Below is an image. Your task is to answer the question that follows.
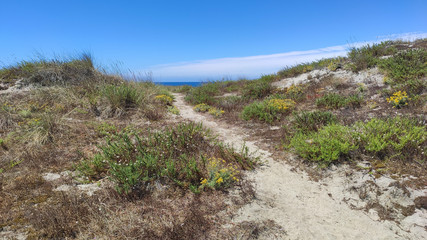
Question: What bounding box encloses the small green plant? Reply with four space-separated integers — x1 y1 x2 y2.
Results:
0 138 5 149
242 75 274 99
75 154 108 181
208 107 224 117
199 157 239 190
282 84 306 102
185 82 219 105
347 41 397 72
315 93 347 109
18 110 32 118
292 111 336 133
290 124 357 165
155 94 173 105
167 105 180 115
101 83 143 110
345 94 364 109
193 103 211 112
217 96 244 111
241 98 295 123
316 93 363 109
94 122 118 137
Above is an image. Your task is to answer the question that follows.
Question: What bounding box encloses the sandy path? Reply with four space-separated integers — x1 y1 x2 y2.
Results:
172 93 420 240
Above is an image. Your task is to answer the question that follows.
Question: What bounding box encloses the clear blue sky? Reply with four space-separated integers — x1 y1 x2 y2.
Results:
1 0 426 81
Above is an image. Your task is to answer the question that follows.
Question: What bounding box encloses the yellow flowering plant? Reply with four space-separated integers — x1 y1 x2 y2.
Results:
155 94 173 105
199 157 239 190
386 91 410 108
267 98 295 112
167 105 180 115
208 107 224 117
193 103 211 112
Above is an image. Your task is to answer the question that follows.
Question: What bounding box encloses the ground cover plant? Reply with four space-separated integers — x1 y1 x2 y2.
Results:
289 117 426 166
77 122 254 194
315 93 364 109
379 48 427 94
292 110 337 133
241 98 295 123
277 56 346 78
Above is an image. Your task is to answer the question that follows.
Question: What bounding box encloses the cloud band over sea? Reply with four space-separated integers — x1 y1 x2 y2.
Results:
145 32 427 82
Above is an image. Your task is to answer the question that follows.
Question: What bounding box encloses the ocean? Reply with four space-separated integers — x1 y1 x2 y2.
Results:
154 82 203 87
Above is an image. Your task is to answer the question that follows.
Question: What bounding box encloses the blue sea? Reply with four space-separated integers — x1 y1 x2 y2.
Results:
154 82 203 87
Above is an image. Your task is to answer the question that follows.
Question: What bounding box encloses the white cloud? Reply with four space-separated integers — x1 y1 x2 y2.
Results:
144 32 427 82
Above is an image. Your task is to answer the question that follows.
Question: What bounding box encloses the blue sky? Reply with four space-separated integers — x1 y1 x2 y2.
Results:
1 0 426 82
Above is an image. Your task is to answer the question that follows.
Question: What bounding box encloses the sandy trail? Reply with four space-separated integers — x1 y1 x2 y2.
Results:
172 93 422 240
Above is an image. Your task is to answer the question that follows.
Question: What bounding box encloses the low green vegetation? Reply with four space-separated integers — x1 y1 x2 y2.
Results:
77 122 255 194
193 103 224 117
379 48 427 94
184 81 220 105
292 111 337 133
241 98 295 123
277 57 345 78
289 117 426 166
353 117 426 159
316 93 364 109
0 53 101 86
101 83 144 110
242 75 274 99
347 41 397 72
290 124 357 165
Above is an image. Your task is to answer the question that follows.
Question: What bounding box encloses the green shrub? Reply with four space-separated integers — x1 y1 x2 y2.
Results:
242 75 274 99
241 98 295 123
345 94 364 109
101 83 143 110
167 105 180 115
193 103 211 112
316 93 363 109
199 157 239 190
176 85 192 93
185 82 219 105
386 90 410 108
353 117 426 160
277 57 345 78
347 41 397 72
289 117 426 165
75 154 108 181
292 111 336 133
379 49 427 94
271 84 306 102
77 123 255 194
217 96 244 111
277 63 314 78
154 94 173 105
94 122 118 137
290 124 357 165
208 107 224 117
316 93 347 109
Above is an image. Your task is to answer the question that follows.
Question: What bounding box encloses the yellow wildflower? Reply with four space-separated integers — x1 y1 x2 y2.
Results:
216 177 223 184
